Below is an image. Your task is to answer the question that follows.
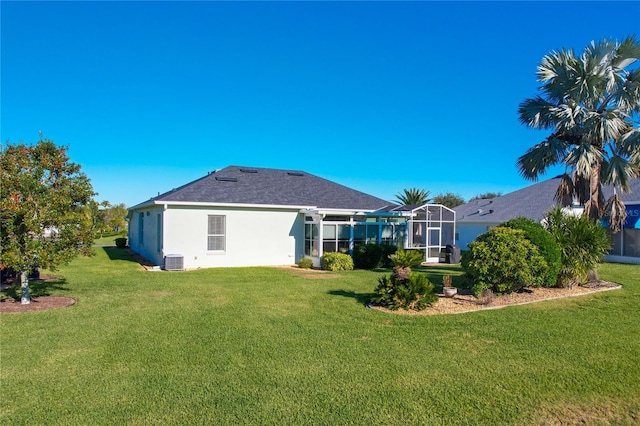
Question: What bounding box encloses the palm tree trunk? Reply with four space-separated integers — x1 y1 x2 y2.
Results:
585 163 604 221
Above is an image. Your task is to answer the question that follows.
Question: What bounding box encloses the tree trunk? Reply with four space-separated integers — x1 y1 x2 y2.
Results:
585 163 604 221
20 271 31 305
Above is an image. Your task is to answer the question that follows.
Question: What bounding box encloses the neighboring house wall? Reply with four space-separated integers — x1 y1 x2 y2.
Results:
161 205 304 269
456 223 496 250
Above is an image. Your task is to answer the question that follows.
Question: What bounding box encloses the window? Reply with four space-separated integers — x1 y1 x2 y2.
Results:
207 215 226 251
305 223 319 256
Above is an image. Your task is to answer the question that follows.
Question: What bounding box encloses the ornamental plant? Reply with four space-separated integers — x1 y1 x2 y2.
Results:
321 252 353 271
297 258 313 269
544 207 611 286
388 249 423 280
372 272 437 311
500 217 562 287
461 227 548 296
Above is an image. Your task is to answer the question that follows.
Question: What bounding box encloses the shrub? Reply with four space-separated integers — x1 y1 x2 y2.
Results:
501 217 562 287
372 272 438 310
115 237 127 248
321 252 354 271
544 207 611 287
297 258 313 269
352 244 397 269
461 227 548 296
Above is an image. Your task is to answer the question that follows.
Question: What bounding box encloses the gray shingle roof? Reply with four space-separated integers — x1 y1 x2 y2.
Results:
454 176 640 224
133 165 393 211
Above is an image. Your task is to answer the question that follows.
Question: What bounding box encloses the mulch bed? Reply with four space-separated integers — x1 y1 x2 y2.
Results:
370 280 622 316
0 296 76 314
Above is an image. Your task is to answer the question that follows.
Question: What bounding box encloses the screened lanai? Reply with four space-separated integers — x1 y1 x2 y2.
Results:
302 204 456 266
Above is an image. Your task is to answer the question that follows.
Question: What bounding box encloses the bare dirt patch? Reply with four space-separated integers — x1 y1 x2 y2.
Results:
0 296 76 314
280 266 340 280
371 281 622 316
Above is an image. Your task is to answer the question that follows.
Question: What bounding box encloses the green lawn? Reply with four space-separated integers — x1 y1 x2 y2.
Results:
1 248 639 425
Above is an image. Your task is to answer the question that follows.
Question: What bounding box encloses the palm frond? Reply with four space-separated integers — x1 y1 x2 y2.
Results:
394 188 431 206
565 144 604 178
604 192 627 233
616 68 640 112
611 35 640 70
574 173 591 205
554 174 575 207
517 136 568 180
517 96 557 129
601 154 636 192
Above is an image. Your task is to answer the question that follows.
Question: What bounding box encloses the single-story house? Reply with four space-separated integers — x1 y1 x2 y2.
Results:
453 176 640 265
127 166 456 270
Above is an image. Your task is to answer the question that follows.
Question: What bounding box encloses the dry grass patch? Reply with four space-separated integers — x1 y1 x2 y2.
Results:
532 398 640 425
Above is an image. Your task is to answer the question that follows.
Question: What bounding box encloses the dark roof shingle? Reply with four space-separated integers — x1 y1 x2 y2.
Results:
135 165 392 211
454 176 640 223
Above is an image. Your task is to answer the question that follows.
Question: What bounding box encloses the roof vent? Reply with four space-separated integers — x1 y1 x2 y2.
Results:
239 168 258 173
287 172 304 176
215 176 238 182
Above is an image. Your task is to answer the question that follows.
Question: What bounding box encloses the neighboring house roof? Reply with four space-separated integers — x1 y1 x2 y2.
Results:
454 176 640 224
130 165 393 211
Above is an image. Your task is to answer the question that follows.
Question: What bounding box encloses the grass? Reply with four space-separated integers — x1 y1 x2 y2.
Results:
1 248 639 425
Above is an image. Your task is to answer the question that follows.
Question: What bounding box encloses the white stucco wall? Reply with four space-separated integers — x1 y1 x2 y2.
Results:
128 206 165 267
455 223 496 250
162 205 304 269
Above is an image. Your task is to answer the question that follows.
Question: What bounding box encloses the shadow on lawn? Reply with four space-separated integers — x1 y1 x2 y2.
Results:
101 247 156 268
1 277 69 300
327 289 375 306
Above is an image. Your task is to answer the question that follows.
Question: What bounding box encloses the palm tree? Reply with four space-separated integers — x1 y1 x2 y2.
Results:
517 36 640 232
394 188 431 205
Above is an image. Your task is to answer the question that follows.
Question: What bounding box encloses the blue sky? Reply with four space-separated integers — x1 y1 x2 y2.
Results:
2 1 639 207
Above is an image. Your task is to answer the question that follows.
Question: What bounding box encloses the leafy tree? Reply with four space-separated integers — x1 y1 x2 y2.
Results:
433 192 465 208
468 192 502 202
103 203 128 233
517 36 640 232
0 137 96 304
394 188 431 205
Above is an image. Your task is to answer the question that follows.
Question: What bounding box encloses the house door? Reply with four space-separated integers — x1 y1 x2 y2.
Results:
425 227 441 263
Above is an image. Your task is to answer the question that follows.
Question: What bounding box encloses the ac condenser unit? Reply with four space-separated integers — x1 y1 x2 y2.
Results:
164 254 184 271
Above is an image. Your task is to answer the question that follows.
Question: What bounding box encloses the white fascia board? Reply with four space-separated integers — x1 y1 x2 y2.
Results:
150 200 317 211
311 208 377 215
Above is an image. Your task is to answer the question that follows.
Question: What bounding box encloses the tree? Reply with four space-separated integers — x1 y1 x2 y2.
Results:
517 36 640 232
468 192 502 202
433 192 465 208
0 137 96 304
103 203 128 233
394 188 431 205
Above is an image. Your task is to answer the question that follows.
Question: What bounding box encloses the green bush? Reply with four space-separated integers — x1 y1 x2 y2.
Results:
544 207 611 286
115 237 127 248
321 252 354 271
501 217 562 287
372 272 438 310
353 243 397 269
461 227 548 296
297 258 313 269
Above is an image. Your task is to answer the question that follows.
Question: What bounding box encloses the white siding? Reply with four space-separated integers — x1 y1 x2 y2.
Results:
162 205 304 269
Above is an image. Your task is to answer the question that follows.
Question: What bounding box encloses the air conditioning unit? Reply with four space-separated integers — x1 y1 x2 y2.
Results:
164 254 184 271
